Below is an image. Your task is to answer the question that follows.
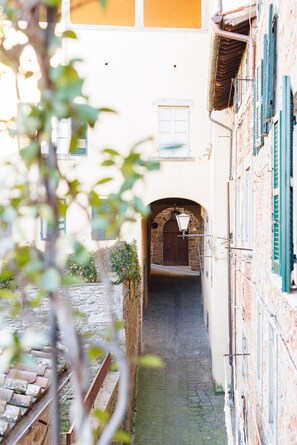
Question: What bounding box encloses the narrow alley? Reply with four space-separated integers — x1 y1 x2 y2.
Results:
133 269 227 445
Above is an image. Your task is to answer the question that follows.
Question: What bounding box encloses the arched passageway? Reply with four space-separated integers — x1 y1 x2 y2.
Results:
149 198 204 274
133 268 226 445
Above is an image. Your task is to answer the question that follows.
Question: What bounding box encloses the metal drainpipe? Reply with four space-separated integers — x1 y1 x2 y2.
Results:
209 113 234 398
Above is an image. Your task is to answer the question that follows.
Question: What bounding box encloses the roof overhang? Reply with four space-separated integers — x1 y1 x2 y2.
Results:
208 6 256 113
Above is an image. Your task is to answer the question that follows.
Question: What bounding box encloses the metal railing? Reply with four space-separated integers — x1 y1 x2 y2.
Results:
63 354 111 445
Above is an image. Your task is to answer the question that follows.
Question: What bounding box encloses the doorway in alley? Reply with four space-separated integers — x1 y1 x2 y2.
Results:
163 218 188 266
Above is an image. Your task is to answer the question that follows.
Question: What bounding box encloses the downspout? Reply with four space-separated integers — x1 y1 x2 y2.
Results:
209 113 234 392
208 1 256 400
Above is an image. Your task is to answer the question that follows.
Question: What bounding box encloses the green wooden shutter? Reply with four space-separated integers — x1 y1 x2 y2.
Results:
254 62 264 154
71 118 87 156
263 34 269 135
257 0 263 18
272 116 281 274
280 76 294 292
267 4 276 122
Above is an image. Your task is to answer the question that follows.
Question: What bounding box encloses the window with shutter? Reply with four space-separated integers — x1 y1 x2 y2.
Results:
262 34 269 135
253 62 264 153
91 201 116 241
40 200 67 240
280 76 294 292
158 106 190 158
41 117 87 157
267 4 276 122
272 116 281 274
70 118 88 156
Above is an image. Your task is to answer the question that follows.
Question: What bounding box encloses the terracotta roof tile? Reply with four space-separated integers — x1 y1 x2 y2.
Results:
7 370 37 385
25 384 42 398
0 420 9 437
14 362 46 377
0 345 68 442
33 376 49 389
0 389 13 403
1 404 21 424
0 402 6 415
10 394 32 409
43 368 52 379
30 350 52 360
3 378 28 394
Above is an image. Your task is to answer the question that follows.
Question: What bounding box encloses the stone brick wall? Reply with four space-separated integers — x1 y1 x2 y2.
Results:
151 206 203 271
228 2 297 444
123 281 139 430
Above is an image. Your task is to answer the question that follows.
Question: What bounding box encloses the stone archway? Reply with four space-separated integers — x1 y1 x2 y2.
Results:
151 206 203 272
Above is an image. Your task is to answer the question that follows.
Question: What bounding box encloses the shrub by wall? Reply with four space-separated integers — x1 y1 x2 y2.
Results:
110 240 141 285
66 251 98 283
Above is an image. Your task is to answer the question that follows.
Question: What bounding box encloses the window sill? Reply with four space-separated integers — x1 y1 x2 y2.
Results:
149 156 196 162
268 272 297 309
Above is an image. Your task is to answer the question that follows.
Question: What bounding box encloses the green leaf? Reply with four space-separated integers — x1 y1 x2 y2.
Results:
88 347 104 362
41 0 61 6
96 177 113 185
93 408 110 424
0 289 17 300
41 268 61 292
113 430 131 443
103 148 120 157
99 107 116 113
115 319 125 330
101 160 115 167
62 30 77 39
20 142 39 164
75 104 99 126
138 355 166 368
39 204 55 223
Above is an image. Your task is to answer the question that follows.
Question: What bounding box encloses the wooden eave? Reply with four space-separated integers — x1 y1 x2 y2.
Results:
212 20 252 111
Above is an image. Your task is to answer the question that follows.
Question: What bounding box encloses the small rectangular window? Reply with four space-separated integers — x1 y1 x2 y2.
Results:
40 216 66 241
91 201 116 241
70 0 135 26
158 106 190 158
40 200 66 241
144 0 202 29
41 117 87 157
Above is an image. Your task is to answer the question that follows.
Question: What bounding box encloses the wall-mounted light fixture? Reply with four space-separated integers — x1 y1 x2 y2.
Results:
175 210 190 237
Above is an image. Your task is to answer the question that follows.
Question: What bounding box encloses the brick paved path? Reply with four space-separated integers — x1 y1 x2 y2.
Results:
133 273 227 445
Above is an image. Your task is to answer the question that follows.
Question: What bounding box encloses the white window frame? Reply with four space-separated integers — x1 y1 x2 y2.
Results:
157 105 190 158
41 117 88 158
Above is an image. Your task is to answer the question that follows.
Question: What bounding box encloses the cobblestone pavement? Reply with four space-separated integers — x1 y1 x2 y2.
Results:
133 273 227 445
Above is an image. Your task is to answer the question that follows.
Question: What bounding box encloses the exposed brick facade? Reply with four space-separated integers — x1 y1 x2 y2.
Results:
227 2 297 444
